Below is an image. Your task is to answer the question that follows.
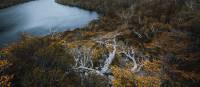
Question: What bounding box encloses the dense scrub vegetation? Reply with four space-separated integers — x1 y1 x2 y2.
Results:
56 0 200 86
0 0 200 87
0 0 31 9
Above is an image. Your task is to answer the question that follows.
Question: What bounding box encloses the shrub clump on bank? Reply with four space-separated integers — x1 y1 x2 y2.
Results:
0 0 32 9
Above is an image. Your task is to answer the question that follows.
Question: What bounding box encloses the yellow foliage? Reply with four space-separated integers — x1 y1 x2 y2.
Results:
0 53 12 87
82 31 97 37
111 66 135 87
92 47 105 60
111 65 162 87
136 76 161 87
0 75 13 87
0 60 9 68
67 42 77 48
67 40 96 49
143 60 162 73
152 22 172 31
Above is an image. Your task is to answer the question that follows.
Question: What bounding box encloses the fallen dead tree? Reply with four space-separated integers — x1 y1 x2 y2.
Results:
68 32 146 86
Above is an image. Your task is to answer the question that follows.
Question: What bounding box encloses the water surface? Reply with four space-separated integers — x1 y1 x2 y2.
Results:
0 0 98 47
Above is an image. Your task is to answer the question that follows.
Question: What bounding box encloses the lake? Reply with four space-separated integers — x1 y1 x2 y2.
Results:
0 0 98 47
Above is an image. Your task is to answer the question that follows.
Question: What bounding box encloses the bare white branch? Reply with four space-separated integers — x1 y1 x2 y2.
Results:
71 47 94 69
100 38 117 73
120 45 142 72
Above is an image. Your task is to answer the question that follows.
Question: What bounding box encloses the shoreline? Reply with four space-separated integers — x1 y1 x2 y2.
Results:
0 0 32 9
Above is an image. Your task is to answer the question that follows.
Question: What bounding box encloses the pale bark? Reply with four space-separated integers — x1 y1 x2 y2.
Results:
100 38 117 73
121 46 141 72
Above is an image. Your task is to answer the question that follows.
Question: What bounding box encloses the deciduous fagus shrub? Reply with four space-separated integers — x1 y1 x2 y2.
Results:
136 60 162 87
111 65 161 87
111 66 135 87
136 76 161 87
143 60 162 74
5 36 74 87
0 60 9 69
0 75 13 87
0 49 12 87
0 59 13 87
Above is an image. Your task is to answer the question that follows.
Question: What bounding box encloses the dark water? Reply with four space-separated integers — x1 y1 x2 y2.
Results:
0 0 98 47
